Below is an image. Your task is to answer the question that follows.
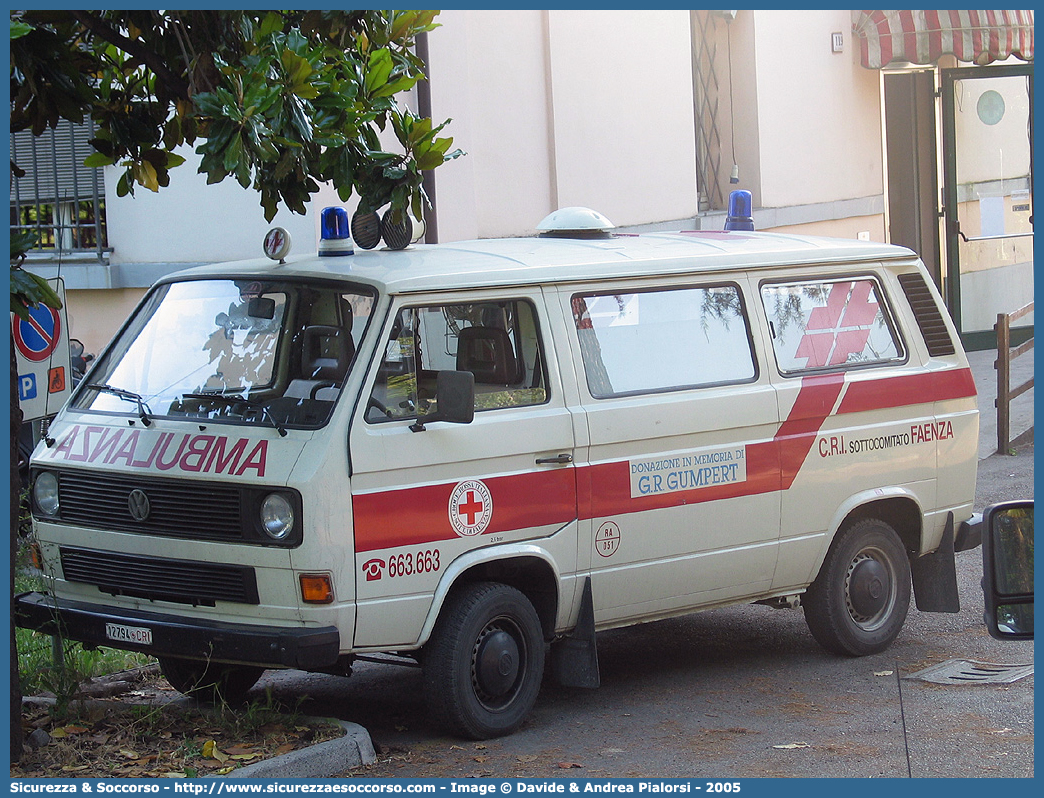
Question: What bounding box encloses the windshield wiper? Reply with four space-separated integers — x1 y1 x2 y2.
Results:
87 384 153 427
183 393 287 437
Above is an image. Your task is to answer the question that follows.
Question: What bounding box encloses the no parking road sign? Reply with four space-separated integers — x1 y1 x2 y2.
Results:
14 302 62 362
12 277 72 421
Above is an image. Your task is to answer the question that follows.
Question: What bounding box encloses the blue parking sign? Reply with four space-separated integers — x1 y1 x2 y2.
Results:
18 373 38 402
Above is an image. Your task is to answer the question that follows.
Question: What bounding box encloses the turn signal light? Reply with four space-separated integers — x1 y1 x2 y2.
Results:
299 574 334 604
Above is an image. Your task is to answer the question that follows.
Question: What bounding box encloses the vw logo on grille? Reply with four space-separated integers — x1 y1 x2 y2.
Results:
127 489 152 522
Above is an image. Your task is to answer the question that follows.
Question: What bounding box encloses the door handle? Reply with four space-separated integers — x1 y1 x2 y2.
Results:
536 453 573 465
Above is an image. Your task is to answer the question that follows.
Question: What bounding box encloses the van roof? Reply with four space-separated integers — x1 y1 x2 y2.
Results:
168 230 915 295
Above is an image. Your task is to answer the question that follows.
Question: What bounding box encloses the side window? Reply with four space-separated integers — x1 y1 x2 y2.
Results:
571 284 756 398
760 278 904 374
366 299 548 423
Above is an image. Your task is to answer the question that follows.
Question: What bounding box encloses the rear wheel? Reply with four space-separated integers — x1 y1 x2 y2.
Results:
803 518 911 656
423 582 545 739
157 656 264 705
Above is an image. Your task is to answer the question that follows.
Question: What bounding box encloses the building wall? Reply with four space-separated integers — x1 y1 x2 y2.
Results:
104 148 317 266
751 10 884 210
427 9 698 240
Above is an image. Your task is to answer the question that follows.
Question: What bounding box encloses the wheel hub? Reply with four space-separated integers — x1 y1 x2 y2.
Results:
849 557 888 618
475 629 519 697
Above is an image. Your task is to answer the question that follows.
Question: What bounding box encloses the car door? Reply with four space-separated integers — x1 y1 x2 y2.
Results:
558 277 782 626
349 288 578 648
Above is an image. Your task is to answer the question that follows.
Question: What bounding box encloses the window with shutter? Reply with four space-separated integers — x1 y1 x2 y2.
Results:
10 118 108 256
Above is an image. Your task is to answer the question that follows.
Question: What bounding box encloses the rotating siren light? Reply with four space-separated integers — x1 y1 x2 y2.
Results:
724 190 754 231
536 207 615 239
319 207 354 256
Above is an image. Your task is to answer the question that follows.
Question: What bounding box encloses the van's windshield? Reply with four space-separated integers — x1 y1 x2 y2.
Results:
74 278 375 429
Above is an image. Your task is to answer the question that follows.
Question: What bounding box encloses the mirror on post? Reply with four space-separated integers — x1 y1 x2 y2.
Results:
410 370 475 432
981 500 1034 640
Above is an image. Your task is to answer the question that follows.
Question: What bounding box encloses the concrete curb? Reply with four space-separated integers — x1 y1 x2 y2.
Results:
216 720 376 779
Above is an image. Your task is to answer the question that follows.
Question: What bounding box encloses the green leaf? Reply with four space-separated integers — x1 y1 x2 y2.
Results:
364 48 393 96
83 152 114 168
10 20 34 39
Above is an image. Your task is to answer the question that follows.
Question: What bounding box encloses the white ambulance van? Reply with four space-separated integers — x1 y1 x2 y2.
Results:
18 204 981 739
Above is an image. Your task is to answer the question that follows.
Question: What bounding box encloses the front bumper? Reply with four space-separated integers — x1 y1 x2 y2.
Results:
15 592 340 670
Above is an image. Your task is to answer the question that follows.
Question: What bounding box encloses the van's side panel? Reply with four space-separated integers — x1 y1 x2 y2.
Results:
554 277 783 627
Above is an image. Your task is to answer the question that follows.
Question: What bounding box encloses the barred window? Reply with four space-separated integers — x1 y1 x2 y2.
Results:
10 118 108 256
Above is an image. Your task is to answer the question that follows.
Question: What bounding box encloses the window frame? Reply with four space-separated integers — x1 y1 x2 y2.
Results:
364 296 552 425
570 281 760 400
758 273 909 378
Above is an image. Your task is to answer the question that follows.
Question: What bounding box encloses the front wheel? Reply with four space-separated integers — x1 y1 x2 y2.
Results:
422 582 545 739
158 656 264 705
803 518 911 656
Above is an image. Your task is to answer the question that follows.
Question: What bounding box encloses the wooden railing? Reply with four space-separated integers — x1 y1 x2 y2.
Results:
995 301 1034 454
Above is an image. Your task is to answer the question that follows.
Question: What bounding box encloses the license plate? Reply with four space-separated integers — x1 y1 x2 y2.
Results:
104 622 153 646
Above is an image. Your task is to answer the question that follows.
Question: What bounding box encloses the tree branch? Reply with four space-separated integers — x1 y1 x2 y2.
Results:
70 10 191 100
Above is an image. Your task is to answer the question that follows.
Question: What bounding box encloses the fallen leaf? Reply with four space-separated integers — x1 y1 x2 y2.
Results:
50 728 67 739
475 744 487 750
202 740 228 763
450 744 465 750
874 670 894 677
119 749 140 759
160 773 187 779
773 742 810 750
61 765 90 773
63 725 89 734
517 755 538 763
216 766 236 776
557 762 583 769
231 753 260 761
274 744 295 756
473 756 488 763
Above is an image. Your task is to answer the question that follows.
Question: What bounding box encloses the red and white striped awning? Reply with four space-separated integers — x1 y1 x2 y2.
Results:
852 10 1034 69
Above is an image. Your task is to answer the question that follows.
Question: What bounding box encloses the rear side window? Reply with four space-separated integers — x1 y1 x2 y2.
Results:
760 278 904 374
571 284 756 398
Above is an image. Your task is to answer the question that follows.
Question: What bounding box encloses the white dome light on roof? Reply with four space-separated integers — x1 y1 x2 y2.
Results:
537 207 615 238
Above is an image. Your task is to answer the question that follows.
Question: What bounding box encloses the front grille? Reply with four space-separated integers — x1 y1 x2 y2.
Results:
60 546 259 606
898 272 956 357
58 471 243 541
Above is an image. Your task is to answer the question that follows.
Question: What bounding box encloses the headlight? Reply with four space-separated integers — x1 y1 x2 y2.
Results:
33 472 60 516
260 493 295 540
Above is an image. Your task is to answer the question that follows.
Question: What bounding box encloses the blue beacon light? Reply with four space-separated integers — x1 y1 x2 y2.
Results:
319 206 354 256
724 190 755 231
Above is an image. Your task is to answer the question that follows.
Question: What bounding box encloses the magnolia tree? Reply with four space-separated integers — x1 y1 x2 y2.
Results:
9 9 462 760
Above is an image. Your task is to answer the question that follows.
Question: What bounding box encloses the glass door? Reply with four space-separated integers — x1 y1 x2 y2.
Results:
942 65 1033 349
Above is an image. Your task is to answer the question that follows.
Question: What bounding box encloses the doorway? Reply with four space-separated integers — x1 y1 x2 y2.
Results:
884 70 941 285
941 64 1034 350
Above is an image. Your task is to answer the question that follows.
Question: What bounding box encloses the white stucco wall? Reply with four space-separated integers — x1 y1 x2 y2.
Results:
103 147 317 265
427 9 698 240
751 10 883 208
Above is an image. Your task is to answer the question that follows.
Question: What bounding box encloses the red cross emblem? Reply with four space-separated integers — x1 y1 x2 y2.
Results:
795 281 881 368
448 479 494 537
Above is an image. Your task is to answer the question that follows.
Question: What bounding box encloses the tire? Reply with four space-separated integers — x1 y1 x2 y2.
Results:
158 656 264 705
803 518 911 656
422 582 545 739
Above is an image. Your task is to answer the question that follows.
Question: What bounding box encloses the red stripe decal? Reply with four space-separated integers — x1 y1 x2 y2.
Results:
353 468 576 553
352 368 975 548
837 368 976 415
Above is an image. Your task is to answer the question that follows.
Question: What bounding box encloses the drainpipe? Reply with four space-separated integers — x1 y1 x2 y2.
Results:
416 31 439 243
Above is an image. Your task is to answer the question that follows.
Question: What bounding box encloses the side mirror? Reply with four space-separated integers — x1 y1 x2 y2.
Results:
410 370 475 432
981 500 1034 640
